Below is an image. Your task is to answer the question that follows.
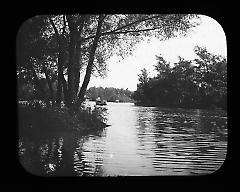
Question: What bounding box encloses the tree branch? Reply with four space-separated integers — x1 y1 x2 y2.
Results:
100 14 107 22
75 14 88 28
83 26 162 42
82 15 162 42
61 15 67 35
76 15 88 38
103 26 163 35
48 16 59 36
111 15 160 33
77 14 104 103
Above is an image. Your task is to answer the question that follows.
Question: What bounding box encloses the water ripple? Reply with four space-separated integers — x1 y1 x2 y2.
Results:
19 103 227 176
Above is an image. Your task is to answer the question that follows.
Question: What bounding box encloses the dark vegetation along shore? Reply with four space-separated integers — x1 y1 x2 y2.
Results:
132 46 227 111
18 101 108 140
18 86 133 140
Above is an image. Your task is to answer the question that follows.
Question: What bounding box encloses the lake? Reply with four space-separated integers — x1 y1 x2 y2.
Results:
18 102 227 176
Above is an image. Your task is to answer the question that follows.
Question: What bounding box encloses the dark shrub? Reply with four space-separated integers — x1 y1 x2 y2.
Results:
18 101 107 139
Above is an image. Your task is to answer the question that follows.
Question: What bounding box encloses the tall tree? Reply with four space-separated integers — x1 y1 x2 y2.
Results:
17 15 59 105
17 14 200 109
133 46 227 109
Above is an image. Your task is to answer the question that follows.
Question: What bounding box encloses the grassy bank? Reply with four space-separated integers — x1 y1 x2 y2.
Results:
18 101 108 139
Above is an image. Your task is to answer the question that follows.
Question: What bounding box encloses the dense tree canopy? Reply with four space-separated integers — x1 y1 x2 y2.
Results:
132 46 227 110
17 14 200 109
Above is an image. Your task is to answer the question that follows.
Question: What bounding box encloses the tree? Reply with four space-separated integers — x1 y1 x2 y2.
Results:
154 54 171 78
138 68 149 85
170 56 198 106
17 14 200 109
133 46 227 109
17 15 60 106
193 46 227 108
132 68 152 105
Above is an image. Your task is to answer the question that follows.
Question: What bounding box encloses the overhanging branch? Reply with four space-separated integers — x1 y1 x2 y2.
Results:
48 17 59 36
110 15 161 33
81 15 162 42
104 26 163 35
83 26 163 42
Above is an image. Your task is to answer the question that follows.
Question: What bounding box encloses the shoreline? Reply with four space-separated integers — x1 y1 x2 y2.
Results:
134 102 227 112
18 102 108 140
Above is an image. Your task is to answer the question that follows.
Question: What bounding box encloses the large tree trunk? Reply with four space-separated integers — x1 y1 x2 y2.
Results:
49 16 67 108
29 64 50 107
66 15 88 108
77 49 96 104
61 74 68 105
77 15 104 105
42 65 54 106
56 76 63 106
75 70 80 95
56 40 65 107
74 42 82 96
66 34 77 107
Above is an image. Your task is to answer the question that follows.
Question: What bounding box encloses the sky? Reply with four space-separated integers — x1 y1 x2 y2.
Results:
86 15 227 92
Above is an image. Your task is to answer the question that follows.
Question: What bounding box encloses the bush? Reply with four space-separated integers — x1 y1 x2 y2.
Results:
18 102 107 138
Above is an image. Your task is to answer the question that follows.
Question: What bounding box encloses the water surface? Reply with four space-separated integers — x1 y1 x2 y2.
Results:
18 102 227 176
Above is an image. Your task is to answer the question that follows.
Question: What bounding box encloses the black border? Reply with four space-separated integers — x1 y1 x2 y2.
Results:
11 6 233 189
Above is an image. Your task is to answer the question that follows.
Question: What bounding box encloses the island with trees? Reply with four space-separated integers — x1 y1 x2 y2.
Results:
132 46 227 110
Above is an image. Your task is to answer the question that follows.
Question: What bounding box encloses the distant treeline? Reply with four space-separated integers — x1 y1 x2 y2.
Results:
18 83 134 103
132 46 227 110
86 87 134 102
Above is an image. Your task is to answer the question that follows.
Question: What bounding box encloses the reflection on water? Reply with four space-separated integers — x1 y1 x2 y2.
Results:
18 102 227 176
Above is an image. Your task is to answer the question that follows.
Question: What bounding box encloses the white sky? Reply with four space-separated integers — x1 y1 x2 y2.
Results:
86 15 227 91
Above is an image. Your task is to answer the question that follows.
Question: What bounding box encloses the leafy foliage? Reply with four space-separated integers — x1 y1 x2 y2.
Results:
17 14 200 108
18 101 107 139
132 46 227 110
